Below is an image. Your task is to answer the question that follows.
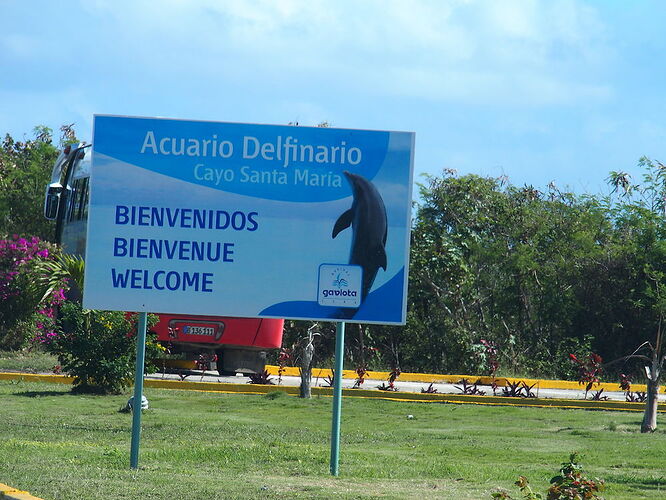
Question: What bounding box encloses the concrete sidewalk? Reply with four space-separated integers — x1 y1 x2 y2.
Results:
160 360 662 400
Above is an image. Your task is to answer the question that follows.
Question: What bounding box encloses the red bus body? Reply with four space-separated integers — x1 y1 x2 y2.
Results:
152 314 284 374
154 314 283 349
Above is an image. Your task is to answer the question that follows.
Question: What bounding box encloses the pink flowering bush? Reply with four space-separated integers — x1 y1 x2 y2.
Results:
0 234 65 349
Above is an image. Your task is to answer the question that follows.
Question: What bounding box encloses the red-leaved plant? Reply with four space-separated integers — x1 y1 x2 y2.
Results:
277 346 292 385
455 378 486 396
619 373 647 402
377 367 401 391
480 339 500 394
195 352 217 380
248 369 274 385
492 452 605 499
569 352 603 399
352 365 368 388
421 382 439 394
501 380 537 398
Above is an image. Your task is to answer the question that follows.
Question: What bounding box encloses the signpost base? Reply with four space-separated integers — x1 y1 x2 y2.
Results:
130 311 148 469
330 321 345 476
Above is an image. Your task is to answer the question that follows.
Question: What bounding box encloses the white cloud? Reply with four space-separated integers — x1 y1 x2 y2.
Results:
0 0 615 140
71 0 611 107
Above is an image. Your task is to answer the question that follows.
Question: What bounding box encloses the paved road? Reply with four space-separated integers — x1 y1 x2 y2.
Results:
146 370 666 403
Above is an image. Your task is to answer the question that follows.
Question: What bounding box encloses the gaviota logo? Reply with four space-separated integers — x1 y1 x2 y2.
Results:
318 264 362 308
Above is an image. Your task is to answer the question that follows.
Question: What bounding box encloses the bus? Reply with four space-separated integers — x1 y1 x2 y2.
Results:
44 142 283 374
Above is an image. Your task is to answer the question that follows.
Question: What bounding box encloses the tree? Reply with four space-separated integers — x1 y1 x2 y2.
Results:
298 323 319 398
602 158 666 432
0 127 60 240
405 170 612 376
280 320 336 396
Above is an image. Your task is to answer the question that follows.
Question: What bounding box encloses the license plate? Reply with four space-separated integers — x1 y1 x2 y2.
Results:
182 325 215 336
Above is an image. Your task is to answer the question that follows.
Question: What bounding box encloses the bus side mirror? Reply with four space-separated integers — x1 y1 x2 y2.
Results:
44 184 62 220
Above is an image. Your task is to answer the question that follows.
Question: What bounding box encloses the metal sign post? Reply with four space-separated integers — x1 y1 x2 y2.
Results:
130 311 148 469
329 321 345 476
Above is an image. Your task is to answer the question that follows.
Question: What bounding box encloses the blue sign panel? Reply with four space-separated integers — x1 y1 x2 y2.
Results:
83 115 414 324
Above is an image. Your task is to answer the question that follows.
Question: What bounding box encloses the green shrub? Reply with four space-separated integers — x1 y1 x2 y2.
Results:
48 302 159 394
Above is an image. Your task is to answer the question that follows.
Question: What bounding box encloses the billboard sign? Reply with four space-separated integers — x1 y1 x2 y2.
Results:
83 115 414 324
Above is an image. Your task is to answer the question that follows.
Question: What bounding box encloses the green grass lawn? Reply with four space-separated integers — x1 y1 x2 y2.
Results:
0 349 58 374
1 380 665 499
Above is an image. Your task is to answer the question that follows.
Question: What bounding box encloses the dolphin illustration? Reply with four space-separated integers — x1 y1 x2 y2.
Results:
332 171 388 302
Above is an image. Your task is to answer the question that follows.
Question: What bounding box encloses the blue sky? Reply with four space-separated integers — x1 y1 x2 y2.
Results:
2 0 665 196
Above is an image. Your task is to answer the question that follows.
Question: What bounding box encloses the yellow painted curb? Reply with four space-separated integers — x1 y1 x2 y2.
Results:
158 359 193 370
0 372 74 384
142 381 666 412
0 483 43 500
145 378 298 395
